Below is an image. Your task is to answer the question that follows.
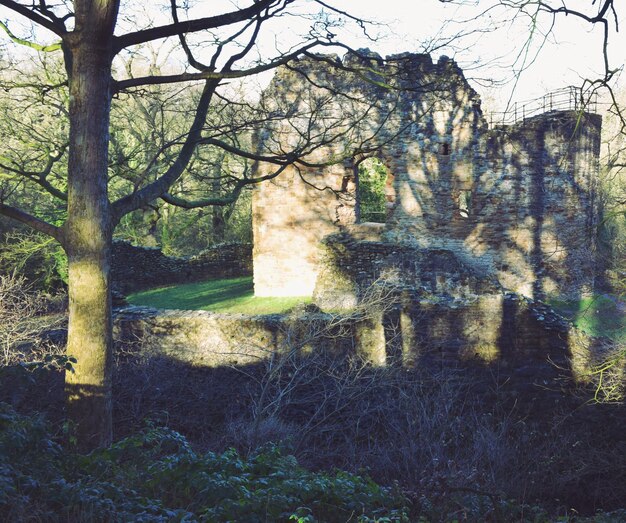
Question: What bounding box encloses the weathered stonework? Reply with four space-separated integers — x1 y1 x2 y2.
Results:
110 51 606 390
112 296 599 387
111 241 252 294
113 306 354 366
252 51 601 302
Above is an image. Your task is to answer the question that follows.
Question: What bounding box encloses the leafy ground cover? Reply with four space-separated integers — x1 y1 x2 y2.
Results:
4 401 626 522
127 276 311 314
0 403 409 522
549 294 626 342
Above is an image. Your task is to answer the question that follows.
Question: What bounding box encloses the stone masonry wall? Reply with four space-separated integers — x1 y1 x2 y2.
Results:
112 241 252 294
309 230 598 381
113 306 354 366
253 52 481 296
482 112 601 298
113 296 599 390
252 51 601 300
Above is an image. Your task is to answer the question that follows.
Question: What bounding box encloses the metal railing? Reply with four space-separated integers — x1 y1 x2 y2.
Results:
486 86 599 127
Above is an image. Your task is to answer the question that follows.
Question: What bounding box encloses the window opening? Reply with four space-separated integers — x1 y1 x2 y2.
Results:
357 157 391 223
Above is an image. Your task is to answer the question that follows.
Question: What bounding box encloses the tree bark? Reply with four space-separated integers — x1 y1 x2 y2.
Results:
63 5 117 450
212 152 227 242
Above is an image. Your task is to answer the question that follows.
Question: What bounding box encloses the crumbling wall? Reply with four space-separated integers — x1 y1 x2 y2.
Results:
481 112 601 298
112 241 252 294
114 306 355 366
252 51 601 300
253 52 482 296
113 296 599 388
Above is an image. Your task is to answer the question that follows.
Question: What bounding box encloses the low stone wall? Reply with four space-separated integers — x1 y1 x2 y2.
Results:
113 306 355 367
113 294 601 388
313 231 498 310
112 241 252 294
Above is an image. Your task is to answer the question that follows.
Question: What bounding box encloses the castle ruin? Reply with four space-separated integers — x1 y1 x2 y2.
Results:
114 52 603 386
252 51 601 310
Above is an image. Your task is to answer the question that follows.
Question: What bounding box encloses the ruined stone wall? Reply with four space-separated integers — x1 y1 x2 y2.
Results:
112 241 252 294
382 111 601 300
312 230 498 310
112 296 598 388
253 52 485 296
252 51 601 300
114 306 354 366
481 112 601 298
253 164 355 296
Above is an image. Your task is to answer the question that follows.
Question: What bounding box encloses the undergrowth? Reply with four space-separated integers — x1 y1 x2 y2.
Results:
2 274 626 522
2 402 626 522
0 404 409 522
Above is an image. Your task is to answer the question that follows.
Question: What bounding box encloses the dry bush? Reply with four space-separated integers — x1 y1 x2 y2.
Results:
110 280 626 514
0 272 67 412
587 339 626 403
0 272 66 366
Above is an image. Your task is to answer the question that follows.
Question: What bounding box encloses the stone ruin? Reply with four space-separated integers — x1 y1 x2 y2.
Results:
115 50 604 383
250 50 603 369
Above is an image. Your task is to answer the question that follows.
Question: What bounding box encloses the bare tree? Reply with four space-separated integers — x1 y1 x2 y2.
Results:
0 0 378 449
445 0 624 123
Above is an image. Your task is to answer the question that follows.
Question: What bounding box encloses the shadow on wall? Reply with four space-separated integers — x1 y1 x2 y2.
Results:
252 51 602 305
113 278 602 391
309 228 609 386
94 306 626 513
4 327 623 515
368 110 600 302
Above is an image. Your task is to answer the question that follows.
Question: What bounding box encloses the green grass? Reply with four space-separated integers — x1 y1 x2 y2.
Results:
549 294 626 342
127 276 311 315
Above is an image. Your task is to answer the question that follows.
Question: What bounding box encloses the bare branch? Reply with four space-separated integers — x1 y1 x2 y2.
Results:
111 79 218 222
0 20 62 51
114 42 318 92
169 0 211 72
160 164 290 209
0 202 63 243
112 0 276 54
0 0 67 36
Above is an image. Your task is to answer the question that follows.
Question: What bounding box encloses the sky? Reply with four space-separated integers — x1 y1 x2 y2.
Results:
334 0 626 111
1 0 624 113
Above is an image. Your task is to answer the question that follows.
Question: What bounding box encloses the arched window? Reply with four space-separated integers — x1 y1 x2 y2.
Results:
357 158 393 223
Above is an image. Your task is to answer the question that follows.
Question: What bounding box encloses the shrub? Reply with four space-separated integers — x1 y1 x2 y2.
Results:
0 406 410 522
0 231 67 291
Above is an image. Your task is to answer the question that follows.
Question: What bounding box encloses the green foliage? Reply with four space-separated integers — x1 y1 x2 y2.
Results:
3 406 626 522
0 407 409 522
0 56 255 262
108 80 255 256
0 230 67 291
127 276 312 314
358 158 389 223
114 190 253 257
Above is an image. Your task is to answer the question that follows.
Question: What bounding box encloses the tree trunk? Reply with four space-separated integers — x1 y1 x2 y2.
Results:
212 152 227 242
63 28 115 450
212 206 226 243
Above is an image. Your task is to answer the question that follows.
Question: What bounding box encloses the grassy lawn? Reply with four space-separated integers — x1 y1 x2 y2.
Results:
127 276 311 315
549 294 626 342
